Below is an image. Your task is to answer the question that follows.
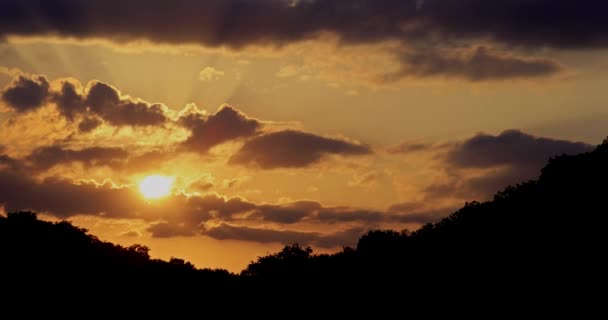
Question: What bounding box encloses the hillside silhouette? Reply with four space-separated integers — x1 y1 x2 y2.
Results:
2 139 607 307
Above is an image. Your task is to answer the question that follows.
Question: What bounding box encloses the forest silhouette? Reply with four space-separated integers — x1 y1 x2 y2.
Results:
2 138 606 307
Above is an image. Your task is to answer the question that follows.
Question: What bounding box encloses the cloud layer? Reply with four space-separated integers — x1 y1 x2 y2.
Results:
0 165 445 247
1 0 607 49
384 46 562 81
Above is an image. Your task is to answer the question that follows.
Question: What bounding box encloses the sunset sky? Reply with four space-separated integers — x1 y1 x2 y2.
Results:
1 0 607 271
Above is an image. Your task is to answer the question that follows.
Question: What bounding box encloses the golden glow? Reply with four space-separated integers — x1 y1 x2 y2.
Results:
139 175 175 199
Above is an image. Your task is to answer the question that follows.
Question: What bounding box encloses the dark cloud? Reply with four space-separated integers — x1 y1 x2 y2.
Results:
203 223 364 248
0 170 140 219
0 153 18 171
1 1 607 50
83 81 168 127
180 105 261 153
185 194 256 220
384 46 562 82
424 130 594 200
78 116 103 132
316 205 450 225
147 222 195 238
315 208 385 224
53 80 85 120
252 201 323 224
1 74 49 112
229 130 371 169
2 74 169 127
15 145 172 174
26 145 128 171
252 200 447 226
446 129 593 169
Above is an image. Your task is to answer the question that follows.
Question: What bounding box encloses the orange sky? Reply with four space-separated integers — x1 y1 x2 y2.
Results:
1 1 607 271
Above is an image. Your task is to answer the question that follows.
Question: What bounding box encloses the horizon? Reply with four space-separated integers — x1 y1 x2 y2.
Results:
1 0 607 272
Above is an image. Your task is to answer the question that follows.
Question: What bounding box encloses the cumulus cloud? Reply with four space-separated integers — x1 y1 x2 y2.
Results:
198 67 225 81
52 80 85 120
180 105 261 153
229 130 371 169
1 73 170 127
1 1 607 50
83 81 168 127
382 47 562 82
1 74 50 112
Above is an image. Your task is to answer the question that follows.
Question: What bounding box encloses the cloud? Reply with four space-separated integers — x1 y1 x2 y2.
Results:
198 67 224 81
0 170 140 219
386 141 435 154
445 129 593 169
180 105 261 153
84 81 168 127
0 160 450 247
189 179 214 192
25 145 128 171
1 74 50 112
0 153 18 171
2 73 170 127
382 46 562 82
252 201 323 224
78 116 103 132
147 222 195 238
52 79 85 120
229 130 371 169
424 130 594 200
203 223 364 248
1 1 607 50
0 66 21 77
121 230 142 237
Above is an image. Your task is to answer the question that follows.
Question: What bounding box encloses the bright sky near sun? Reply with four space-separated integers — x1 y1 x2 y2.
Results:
139 175 175 199
1 0 608 272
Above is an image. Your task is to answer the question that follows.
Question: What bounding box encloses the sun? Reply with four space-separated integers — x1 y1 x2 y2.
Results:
139 175 175 199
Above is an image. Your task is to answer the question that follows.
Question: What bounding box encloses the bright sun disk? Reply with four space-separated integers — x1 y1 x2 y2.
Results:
139 175 175 199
